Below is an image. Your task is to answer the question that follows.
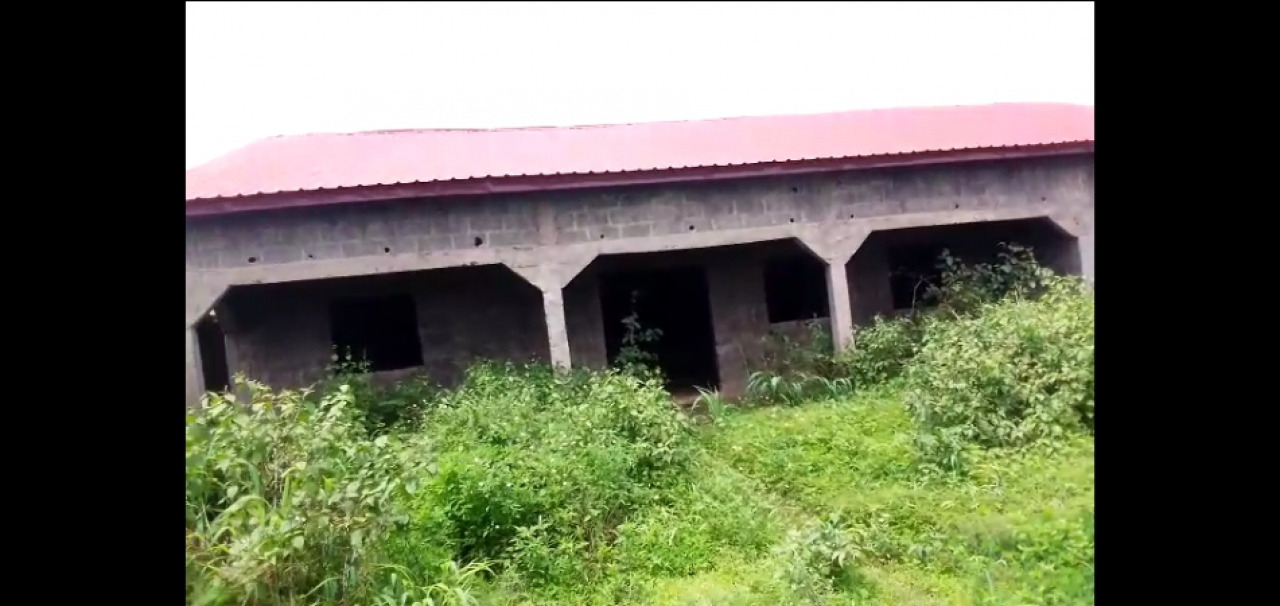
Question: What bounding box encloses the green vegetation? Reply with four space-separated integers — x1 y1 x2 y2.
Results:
186 244 1094 605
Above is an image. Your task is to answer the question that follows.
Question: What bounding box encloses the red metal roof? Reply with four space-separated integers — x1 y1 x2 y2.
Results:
186 103 1093 204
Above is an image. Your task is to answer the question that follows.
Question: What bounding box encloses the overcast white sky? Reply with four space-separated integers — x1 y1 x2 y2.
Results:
185 2 1094 169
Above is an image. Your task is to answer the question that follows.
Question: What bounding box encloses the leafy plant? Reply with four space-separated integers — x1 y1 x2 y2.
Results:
905 275 1094 469
693 386 732 424
616 290 663 375
774 513 871 601
393 363 695 585
371 561 490 606
323 347 440 433
185 377 433 604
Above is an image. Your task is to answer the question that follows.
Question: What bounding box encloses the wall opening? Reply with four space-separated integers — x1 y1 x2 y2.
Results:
599 266 719 392
763 253 829 323
195 314 230 394
328 293 424 372
871 217 1081 312
887 245 944 310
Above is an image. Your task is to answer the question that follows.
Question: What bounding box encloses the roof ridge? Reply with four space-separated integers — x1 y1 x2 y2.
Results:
259 103 1090 141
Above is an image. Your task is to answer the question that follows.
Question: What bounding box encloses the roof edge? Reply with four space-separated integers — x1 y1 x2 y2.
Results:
228 102 1094 145
185 142 1093 218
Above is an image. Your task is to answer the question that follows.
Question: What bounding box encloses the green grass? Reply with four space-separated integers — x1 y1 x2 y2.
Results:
465 384 1093 605
188 359 1093 606
693 388 1094 605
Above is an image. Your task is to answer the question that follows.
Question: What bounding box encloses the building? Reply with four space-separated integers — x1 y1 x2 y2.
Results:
185 103 1095 405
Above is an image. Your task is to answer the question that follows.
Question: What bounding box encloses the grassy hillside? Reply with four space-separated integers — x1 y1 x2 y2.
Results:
186 245 1094 605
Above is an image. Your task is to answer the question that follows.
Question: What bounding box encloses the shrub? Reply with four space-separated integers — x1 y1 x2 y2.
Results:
322 351 440 433
393 363 696 586
838 313 927 387
773 513 872 601
905 276 1094 468
185 378 434 604
926 243 1057 316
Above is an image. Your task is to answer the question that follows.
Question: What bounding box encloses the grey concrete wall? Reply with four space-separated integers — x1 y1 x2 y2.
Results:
705 253 770 397
217 265 548 390
185 154 1094 280
187 153 1094 399
564 274 608 370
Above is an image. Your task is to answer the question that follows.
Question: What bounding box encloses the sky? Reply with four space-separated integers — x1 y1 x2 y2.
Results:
185 1 1094 169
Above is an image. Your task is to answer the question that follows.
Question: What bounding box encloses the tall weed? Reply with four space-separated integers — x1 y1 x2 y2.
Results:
392 363 695 586
185 378 436 605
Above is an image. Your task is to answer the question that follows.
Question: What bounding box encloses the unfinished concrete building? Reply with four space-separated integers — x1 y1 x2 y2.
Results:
185 103 1095 405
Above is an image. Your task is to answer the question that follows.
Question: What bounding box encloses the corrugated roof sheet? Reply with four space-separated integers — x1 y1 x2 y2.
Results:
185 102 1094 202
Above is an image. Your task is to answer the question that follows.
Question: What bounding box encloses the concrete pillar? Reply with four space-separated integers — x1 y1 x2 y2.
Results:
186 326 204 408
796 226 870 355
504 255 597 371
1079 233 1094 285
824 258 855 353
542 287 572 369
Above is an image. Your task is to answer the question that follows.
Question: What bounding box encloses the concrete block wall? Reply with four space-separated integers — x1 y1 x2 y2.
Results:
187 154 1094 399
185 155 1094 275
705 254 770 396
218 265 548 390
563 275 608 370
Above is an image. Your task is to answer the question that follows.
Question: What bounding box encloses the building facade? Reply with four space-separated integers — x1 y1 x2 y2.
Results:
185 103 1095 404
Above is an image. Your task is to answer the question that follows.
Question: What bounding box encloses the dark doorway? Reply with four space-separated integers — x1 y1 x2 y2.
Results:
881 218 1077 310
195 315 230 394
887 245 944 310
329 293 425 372
763 253 830 323
599 266 719 391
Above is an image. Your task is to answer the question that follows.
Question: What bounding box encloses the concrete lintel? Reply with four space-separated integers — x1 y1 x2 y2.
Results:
503 252 596 292
794 227 871 266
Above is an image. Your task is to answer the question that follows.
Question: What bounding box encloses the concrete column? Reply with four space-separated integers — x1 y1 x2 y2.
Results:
504 255 597 371
186 326 204 408
542 287 573 369
824 258 855 353
796 225 870 355
1079 233 1094 285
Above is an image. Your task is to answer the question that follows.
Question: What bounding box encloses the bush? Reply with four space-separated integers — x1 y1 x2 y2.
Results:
322 352 440 433
185 378 436 605
773 513 872 602
905 276 1094 468
391 363 696 586
839 313 928 387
